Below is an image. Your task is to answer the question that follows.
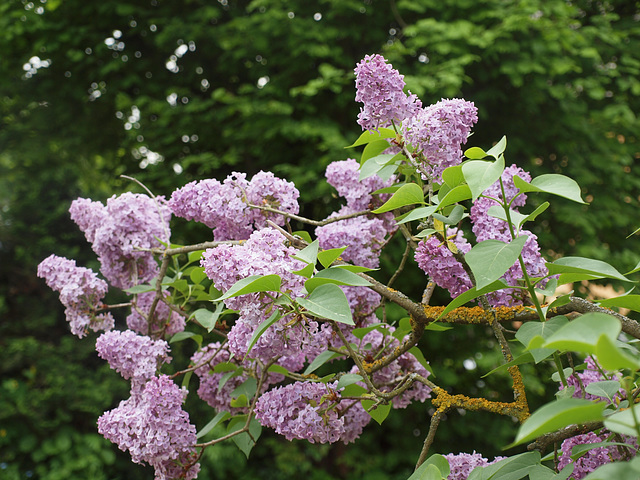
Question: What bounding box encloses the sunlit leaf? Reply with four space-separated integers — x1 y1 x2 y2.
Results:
373 183 424 214
296 283 355 325
465 236 528 289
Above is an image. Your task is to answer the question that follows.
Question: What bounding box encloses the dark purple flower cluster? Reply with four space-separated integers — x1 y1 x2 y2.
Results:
558 356 623 402
95 330 171 383
126 291 185 338
444 451 505 480
169 171 299 241
558 431 636 479
354 54 422 131
69 193 171 289
402 98 478 181
37 254 113 337
97 375 199 480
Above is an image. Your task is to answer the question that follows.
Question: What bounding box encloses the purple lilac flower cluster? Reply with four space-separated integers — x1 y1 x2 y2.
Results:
558 431 636 480
469 165 547 306
95 330 171 383
402 98 478 181
169 171 299 241
37 254 113 337
354 54 422 131
444 452 505 480
69 193 171 289
255 381 370 444
126 291 185 338
559 356 623 402
414 228 473 299
97 375 199 480
325 159 393 211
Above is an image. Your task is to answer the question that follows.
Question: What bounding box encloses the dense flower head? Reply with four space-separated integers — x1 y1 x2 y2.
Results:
96 330 171 381
325 159 394 212
255 381 369 444
70 193 171 289
559 356 624 402
415 228 473 299
97 375 199 479
558 431 636 479
354 54 422 131
401 98 478 181
444 452 505 480
126 291 185 338
37 254 113 337
169 171 299 241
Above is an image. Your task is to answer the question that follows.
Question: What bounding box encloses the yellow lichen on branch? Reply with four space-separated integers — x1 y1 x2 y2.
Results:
421 305 527 325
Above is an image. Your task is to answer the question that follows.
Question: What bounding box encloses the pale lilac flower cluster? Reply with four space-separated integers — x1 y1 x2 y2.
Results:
97 375 199 480
470 165 547 306
256 381 370 444
169 171 299 241
559 356 623 402
444 452 505 480
558 431 636 480
325 159 393 211
37 254 113 337
354 54 422 131
95 330 170 382
126 291 185 338
415 228 473 299
201 228 332 368
402 98 478 181
69 193 171 289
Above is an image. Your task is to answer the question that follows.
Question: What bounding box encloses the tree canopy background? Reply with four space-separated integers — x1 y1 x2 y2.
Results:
1 0 639 478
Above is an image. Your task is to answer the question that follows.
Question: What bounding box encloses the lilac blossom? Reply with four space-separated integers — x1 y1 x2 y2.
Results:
97 375 199 479
69 193 171 289
169 171 299 241
127 291 185 338
354 54 422 131
325 159 394 212
37 254 113 337
401 98 478 181
415 228 473 299
559 356 623 402
444 452 505 480
558 431 636 480
96 330 171 382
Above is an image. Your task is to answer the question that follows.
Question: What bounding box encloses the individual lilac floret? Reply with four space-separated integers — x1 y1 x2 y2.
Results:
37 254 114 338
402 98 478 181
558 431 636 480
559 356 623 402
70 193 171 289
96 330 171 382
325 159 394 212
255 382 350 444
444 452 505 480
415 228 473 299
354 54 422 131
169 171 299 241
126 291 185 338
97 375 199 480
316 207 390 269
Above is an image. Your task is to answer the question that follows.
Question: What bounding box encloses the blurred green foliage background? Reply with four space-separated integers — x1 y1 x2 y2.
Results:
1 0 639 478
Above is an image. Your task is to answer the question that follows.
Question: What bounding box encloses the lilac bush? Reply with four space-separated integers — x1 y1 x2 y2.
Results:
36 53 640 480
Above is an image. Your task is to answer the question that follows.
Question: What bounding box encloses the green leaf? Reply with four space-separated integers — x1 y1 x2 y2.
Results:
442 165 465 188
336 373 363 390
372 183 424 214
542 313 621 354
292 263 315 279
486 136 507 159
346 128 396 148
292 239 319 265
584 380 622 402
245 311 281 357
467 451 541 480
432 204 464 226
230 395 248 408
352 323 387 339
437 184 472 209
359 152 395 179
196 411 231 439
227 416 262 459
465 236 528 289
296 283 354 325
595 334 640 371
267 364 289 376
361 141 392 164
169 331 202 347
189 266 207 284
305 267 371 293
597 294 640 312
604 403 640 437
218 274 282 301
192 304 226 332
124 284 155 294
464 146 488 159
395 205 438 225
509 399 607 447
409 347 433 376
582 457 640 480
516 316 568 362
513 174 587 204
437 280 509 319
292 230 313 244
318 247 347 268
361 399 391 425
546 257 632 285
407 454 450 480
304 350 343 375
231 377 257 400
188 249 205 263
462 155 505 200
482 351 535 378
333 264 378 273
